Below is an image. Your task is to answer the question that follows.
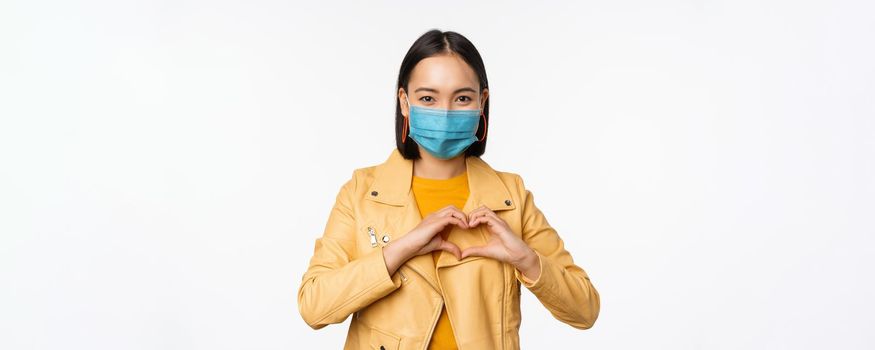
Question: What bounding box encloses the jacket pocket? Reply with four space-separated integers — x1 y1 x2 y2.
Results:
368 325 401 350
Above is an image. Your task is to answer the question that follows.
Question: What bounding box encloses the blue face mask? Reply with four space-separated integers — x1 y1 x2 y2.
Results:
405 96 483 159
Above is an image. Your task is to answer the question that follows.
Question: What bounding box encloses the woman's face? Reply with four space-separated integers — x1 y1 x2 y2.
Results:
399 54 489 117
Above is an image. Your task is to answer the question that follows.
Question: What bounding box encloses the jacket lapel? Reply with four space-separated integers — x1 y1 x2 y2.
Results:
364 148 517 294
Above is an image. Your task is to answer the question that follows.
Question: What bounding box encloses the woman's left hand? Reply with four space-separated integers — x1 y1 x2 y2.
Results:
460 205 541 281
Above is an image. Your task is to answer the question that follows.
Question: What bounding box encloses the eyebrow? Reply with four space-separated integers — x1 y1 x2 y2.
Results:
414 87 478 94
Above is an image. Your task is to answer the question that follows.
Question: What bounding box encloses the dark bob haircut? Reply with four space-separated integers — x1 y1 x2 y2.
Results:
395 29 490 160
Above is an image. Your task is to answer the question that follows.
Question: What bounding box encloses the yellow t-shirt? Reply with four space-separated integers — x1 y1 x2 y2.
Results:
411 170 469 350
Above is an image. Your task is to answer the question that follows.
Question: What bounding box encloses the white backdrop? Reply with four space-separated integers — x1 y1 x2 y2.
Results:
1 0 873 349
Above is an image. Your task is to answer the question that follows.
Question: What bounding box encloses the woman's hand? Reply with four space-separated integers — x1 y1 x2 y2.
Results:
382 205 468 275
461 205 541 281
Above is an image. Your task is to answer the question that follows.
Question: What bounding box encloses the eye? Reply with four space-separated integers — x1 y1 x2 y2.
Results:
457 96 473 102
419 96 434 103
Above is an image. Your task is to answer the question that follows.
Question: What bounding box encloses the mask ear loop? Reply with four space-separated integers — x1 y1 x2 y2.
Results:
477 111 488 142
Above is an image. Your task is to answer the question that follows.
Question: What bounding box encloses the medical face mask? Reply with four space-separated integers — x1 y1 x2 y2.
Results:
405 96 483 159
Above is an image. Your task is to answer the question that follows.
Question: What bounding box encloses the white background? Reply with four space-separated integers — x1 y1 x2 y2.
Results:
1 0 873 349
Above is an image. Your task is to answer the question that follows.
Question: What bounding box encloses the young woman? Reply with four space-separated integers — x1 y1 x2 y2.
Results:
298 29 600 350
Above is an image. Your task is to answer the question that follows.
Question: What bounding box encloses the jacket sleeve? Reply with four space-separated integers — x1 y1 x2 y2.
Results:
297 172 403 329
512 174 601 329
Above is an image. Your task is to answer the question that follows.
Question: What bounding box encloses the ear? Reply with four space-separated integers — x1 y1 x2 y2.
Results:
480 88 489 112
398 88 409 118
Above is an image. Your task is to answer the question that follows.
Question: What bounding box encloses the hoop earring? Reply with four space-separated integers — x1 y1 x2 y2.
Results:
477 112 488 142
401 116 409 143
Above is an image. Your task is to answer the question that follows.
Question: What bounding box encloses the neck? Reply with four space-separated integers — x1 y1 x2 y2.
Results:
412 148 467 180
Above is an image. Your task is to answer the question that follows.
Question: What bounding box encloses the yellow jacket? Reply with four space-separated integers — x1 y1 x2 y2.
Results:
297 148 600 349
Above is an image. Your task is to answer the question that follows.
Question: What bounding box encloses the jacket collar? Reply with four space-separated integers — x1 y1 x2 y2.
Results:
365 148 516 212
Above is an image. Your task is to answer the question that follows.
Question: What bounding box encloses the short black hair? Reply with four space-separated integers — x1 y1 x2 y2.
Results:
395 29 490 160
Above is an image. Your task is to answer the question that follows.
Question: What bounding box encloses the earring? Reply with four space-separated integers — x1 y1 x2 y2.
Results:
477 112 488 142
401 116 409 143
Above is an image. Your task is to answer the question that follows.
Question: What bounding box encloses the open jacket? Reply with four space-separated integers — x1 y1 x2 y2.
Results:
297 148 600 349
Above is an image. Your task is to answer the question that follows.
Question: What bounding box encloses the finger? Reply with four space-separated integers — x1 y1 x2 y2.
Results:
469 216 509 236
467 206 497 225
466 205 489 220
483 209 500 220
437 204 465 217
476 207 500 221
466 204 488 215
468 212 492 227
469 215 495 228
432 208 458 220
439 215 469 230
450 211 470 228
436 206 469 224
468 215 482 228
467 210 488 226
460 245 497 260
438 240 461 260
466 209 484 225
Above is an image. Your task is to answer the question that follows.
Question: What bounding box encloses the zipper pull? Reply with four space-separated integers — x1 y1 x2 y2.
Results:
367 226 378 247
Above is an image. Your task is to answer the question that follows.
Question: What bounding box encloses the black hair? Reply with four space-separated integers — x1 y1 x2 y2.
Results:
395 29 490 160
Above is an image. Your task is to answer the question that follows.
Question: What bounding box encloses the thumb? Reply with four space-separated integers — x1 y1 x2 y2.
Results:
438 240 461 260
461 245 494 260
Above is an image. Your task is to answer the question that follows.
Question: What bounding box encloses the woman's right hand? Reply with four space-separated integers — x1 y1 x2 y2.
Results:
382 205 470 275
